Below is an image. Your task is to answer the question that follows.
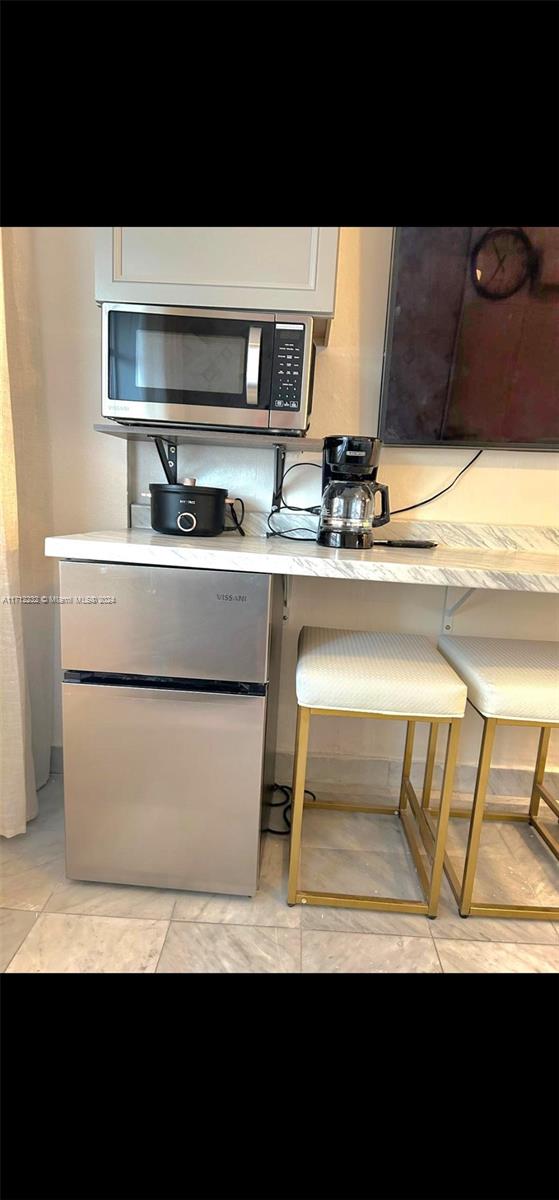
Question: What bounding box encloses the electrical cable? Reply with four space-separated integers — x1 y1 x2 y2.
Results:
268 785 291 807
261 783 316 834
266 448 484 539
277 462 322 511
224 498 246 536
266 461 321 541
266 513 318 541
389 450 483 515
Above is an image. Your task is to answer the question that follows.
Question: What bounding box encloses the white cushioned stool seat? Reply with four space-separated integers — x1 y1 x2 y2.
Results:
438 636 559 724
296 627 467 717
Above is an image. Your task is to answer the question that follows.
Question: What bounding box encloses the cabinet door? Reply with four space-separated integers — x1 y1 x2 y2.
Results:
96 226 339 314
62 682 266 895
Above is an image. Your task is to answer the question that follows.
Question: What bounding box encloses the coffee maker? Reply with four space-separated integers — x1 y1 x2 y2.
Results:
317 435 390 549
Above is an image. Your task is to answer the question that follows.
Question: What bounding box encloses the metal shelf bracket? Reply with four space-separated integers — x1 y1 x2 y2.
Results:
150 435 177 485
282 575 293 623
271 444 287 513
132 428 290 512
441 586 475 633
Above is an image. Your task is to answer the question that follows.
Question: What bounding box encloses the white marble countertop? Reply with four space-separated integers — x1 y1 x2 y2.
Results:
44 523 559 593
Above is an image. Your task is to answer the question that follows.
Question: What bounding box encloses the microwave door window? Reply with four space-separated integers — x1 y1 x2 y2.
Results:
135 330 245 394
108 310 273 411
109 320 128 399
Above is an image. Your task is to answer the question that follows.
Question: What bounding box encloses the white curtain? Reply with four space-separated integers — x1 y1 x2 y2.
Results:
0 228 54 837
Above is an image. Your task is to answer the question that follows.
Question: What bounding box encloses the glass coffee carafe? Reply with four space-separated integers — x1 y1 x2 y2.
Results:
317 478 390 549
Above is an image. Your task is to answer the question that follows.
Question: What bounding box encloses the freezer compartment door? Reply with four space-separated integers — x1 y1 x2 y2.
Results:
59 561 272 682
62 682 266 895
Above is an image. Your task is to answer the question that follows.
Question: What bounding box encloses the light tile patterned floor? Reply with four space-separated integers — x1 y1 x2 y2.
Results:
0 775 557 973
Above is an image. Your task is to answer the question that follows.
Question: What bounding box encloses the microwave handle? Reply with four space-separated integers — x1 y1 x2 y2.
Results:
246 327 262 406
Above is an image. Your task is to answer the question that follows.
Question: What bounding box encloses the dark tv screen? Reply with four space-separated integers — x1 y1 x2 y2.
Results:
379 227 559 449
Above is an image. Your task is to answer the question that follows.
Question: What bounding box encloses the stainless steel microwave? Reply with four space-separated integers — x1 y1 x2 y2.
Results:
101 303 315 434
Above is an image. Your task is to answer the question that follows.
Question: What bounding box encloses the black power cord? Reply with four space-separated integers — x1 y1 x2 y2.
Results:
266 449 484 539
262 783 317 834
267 449 484 534
389 450 483 515
224 498 246 536
266 461 321 541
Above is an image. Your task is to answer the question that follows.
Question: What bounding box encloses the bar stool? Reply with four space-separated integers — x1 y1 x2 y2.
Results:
435 636 559 921
287 628 467 917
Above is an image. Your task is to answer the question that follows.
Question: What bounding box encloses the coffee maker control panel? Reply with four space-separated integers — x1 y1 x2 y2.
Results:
271 325 304 411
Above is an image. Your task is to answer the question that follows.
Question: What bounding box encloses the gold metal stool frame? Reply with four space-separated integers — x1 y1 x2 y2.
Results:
421 702 559 920
287 706 461 918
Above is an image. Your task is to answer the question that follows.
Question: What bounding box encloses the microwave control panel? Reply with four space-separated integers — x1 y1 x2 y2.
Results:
271 325 305 411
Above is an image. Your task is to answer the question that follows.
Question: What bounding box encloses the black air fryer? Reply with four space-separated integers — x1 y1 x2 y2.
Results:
148 436 245 537
150 482 228 536
317 436 390 549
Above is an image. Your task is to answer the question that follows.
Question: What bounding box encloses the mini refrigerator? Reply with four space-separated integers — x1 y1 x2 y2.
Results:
58 561 282 896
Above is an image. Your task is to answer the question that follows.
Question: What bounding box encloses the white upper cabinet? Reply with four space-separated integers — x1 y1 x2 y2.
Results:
95 227 340 314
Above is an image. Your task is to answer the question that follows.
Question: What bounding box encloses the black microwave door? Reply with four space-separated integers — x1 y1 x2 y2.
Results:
108 311 274 410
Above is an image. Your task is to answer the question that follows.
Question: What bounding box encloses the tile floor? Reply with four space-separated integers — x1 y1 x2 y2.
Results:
1 774 558 973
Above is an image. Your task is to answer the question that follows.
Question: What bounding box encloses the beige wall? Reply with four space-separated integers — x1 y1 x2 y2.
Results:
31 227 559 771
32 228 126 534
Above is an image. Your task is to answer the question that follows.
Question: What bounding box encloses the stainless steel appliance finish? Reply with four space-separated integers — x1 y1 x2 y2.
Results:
60 561 272 682
101 303 315 434
59 564 283 896
62 683 266 894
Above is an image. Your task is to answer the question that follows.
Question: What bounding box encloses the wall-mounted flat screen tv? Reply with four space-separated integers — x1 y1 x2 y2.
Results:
379 227 559 449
